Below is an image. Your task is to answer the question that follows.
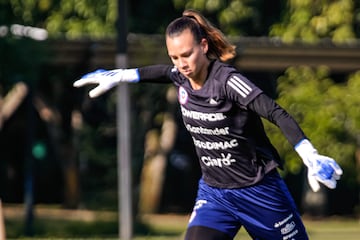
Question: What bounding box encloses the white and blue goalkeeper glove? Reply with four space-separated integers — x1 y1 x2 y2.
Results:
73 69 139 98
295 139 343 192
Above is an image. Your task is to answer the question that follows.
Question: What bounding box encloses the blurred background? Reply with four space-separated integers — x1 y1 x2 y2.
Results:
0 0 360 238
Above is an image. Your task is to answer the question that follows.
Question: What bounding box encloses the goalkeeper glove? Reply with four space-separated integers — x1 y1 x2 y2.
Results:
295 139 343 192
73 69 139 98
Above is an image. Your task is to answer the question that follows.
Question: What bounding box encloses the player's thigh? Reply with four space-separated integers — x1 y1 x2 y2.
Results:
232 171 309 240
186 198 240 239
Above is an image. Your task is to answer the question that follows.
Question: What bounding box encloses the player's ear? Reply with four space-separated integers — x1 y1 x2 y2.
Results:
200 38 208 55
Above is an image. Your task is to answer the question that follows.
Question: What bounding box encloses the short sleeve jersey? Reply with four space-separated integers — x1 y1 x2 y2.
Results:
139 60 281 188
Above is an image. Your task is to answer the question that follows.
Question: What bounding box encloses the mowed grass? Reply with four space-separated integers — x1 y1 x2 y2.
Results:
3 206 360 239
303 218 360 240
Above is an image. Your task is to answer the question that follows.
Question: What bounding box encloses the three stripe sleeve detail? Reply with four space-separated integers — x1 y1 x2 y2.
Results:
227 76 252 98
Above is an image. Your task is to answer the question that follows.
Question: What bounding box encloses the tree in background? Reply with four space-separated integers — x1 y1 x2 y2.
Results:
1 0 117 39
270 0 358 43
265 0 360 215
172 0 285 35
3 0 359 40
263 66 360 214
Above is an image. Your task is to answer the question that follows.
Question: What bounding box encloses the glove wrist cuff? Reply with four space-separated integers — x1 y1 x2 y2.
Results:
295 139 318 164
122 69 140 82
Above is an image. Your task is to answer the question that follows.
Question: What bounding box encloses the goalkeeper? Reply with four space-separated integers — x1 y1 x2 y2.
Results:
74 9 342 240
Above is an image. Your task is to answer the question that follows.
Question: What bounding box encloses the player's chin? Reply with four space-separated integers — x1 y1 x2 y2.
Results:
181 70 193 78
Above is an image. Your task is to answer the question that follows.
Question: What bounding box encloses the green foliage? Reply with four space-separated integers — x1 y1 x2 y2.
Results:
4 0 359 40
1 0 117 39
270 0 357 43
173 0 284 36
264 66 359 188
46 0 117 39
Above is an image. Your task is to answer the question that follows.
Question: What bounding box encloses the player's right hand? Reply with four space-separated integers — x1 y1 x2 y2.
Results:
73 68 139 98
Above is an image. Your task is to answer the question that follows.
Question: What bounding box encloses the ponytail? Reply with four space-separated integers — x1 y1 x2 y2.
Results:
166 9 236 62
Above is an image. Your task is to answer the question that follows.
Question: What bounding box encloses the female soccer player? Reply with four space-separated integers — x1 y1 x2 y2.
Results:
74 9 342 240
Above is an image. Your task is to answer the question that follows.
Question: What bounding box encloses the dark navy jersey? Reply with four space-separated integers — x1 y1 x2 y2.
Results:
138 60 306 188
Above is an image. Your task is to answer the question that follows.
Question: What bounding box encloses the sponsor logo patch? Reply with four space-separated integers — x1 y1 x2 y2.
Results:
178 86 188 105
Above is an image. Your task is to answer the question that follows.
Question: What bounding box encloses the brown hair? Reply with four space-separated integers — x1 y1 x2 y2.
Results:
166 9 236 62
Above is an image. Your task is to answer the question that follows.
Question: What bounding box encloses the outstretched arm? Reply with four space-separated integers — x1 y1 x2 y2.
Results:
248 93 343 192
73 65 174 98
73 69 140 98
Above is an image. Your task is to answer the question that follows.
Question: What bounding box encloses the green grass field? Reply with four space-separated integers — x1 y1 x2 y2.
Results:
7 217 359 240
139 215 360 240
3 205 360 239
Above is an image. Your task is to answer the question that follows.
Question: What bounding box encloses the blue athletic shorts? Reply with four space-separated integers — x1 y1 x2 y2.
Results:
187 170 309 240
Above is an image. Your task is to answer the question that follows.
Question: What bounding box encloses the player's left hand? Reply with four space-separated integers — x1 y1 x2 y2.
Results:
305 154 342 192
295 139 343 192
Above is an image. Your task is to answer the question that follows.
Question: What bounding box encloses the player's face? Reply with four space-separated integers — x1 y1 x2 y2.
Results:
166 28 209 84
